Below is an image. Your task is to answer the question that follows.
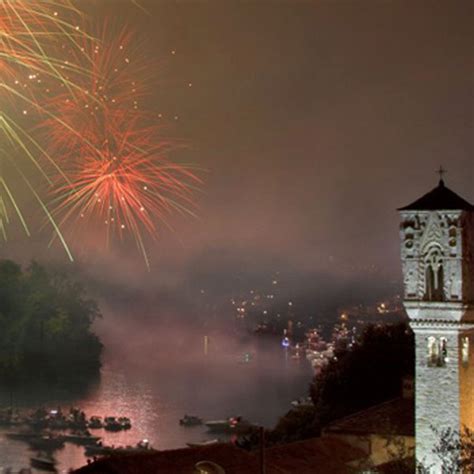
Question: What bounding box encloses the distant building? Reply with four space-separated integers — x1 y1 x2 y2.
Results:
398 176 474 470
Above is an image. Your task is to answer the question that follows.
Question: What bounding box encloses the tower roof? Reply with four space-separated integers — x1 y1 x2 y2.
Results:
398 179 474 211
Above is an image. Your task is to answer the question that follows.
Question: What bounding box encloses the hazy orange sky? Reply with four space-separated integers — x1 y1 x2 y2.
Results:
5 0 473 303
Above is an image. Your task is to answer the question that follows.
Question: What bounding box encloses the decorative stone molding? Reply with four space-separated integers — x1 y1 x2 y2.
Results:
398 181 474 472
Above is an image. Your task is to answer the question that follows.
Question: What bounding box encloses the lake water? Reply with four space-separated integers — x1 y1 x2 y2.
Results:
0 327 312 472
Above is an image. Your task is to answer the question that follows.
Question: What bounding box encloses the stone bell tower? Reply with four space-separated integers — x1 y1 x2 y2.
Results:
398 173 474 469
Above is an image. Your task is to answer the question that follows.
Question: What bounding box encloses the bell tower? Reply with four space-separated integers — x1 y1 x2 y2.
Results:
398 174 474 470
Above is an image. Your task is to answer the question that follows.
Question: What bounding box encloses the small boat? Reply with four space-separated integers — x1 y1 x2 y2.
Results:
66 408 87 430
180 414 203 426
87 416 103 429
118 416 132 429
30 452 57 472
28 434 65 451
112 439 155 455
63 430 100 445
186 439 220 448
85 439 154 457
104 416 122 431
205 416 255 434
46 409 68 430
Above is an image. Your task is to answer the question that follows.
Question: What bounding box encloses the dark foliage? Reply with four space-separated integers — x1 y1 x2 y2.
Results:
310 322 414 425
427 427 474 472
268 405 320 444
243 323 414 450
237 406 320 450
0 259 102 383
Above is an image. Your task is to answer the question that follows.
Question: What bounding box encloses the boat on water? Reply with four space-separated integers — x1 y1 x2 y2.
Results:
9 430 70 449
118 416 132 430
104 416 122 431
28 434 65 451
25 407 87 431
30 453 57 472
63 430 100 446
186 439 220 448
205 416 256 434
87 416 103 429
45 409 68 430
180 414 203 426
67 407 87 428
102 415 132 431
85 439 154 457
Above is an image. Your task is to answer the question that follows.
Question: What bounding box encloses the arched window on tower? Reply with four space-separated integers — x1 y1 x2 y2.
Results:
425 266 435 300
427 336 448 367
427 336 438 366
439 338 448 365
436 266 444 301
424 247 445 302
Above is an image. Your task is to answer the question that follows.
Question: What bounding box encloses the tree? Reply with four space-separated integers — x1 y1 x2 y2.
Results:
422 427 474 473
310 323 414 425
242 322 414 450
0 259 102 383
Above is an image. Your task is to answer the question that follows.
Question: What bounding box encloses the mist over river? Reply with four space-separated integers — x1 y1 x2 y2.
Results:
0 324 312 472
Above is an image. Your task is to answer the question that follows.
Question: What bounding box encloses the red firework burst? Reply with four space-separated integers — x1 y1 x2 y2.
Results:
51 110 199 241
39 24 201 264
38 24 152 160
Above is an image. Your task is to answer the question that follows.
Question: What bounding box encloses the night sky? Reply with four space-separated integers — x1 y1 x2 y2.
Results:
5 1 473 307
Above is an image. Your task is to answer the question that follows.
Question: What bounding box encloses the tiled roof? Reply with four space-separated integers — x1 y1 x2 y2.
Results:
324 397 414 437
74 437 366 473
264 437 366 473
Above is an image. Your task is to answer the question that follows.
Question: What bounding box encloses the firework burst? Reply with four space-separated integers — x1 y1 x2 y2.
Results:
0 0 89 258
40 24 201 266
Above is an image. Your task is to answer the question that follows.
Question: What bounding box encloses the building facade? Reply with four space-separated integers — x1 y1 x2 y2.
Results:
399 178 474 470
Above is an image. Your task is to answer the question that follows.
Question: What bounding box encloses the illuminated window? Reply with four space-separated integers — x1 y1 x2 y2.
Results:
440 338 448 365
427 336 448 367
427 336 439 366
462 337 469 366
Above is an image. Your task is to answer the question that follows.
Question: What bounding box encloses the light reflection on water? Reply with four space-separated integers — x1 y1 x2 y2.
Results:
0 333 311 472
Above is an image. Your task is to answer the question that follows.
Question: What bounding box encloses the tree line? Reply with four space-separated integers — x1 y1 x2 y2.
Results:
0 259 102 383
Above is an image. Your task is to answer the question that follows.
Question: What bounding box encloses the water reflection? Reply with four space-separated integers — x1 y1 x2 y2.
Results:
0 374 100 409
0 329 312 472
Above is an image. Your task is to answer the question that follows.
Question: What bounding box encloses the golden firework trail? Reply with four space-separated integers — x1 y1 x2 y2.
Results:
2 3 201 266
0 0 92 259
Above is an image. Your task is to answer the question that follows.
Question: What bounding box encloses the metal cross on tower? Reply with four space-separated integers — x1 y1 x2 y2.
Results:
437 166 446 183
